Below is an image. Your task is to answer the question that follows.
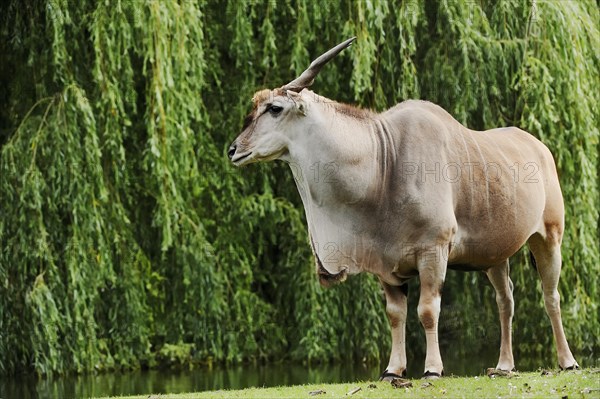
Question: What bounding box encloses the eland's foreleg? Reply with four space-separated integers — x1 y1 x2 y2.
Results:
486 260 515 371
417 251 447 378
379 280 408 380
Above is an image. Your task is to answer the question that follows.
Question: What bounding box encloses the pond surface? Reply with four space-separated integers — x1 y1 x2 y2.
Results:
2 348 597 399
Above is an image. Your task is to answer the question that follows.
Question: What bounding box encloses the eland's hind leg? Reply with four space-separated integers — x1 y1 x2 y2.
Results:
486 260 515 371
529 232 579 369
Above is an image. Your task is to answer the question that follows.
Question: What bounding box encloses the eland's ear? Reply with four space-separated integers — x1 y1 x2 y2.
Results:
285 90 307 116
297 102 306 116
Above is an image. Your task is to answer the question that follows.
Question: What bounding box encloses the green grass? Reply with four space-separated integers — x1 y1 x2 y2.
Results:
100 369 600 399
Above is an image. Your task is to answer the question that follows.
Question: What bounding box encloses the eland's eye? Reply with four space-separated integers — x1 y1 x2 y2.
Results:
268 105 284 116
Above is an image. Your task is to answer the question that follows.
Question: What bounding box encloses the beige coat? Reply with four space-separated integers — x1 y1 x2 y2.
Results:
229 86 578 378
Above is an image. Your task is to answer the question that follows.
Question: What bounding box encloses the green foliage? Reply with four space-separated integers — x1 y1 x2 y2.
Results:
156 342 194 368
0 0 598 376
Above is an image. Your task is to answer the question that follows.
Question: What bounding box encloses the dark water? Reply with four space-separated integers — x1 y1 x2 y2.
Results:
1 349 597 399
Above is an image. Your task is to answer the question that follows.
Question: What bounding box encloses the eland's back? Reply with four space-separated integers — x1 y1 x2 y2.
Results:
378 99 564 267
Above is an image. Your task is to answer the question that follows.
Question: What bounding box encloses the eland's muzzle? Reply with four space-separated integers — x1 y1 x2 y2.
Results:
227 143 237 160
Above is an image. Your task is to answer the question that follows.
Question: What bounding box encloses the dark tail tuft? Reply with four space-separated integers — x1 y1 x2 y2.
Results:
529 251 537 271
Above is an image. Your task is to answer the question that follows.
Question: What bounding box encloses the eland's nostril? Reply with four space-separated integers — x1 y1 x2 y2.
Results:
227 144 237 160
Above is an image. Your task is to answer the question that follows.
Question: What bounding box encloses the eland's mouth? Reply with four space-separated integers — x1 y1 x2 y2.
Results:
232 152 253 165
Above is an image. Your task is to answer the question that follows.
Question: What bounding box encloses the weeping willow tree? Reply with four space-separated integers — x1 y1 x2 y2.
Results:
0 0 597 376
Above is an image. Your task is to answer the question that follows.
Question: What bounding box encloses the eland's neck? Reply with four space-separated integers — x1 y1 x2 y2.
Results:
286 102 392 209
285 102 397 276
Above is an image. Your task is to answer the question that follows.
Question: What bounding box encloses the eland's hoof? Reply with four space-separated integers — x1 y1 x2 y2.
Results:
560 361 580 371
380 369 407 381
422 370 443 379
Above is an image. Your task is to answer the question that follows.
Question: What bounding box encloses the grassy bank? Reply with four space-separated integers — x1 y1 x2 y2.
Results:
101 369 599 399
